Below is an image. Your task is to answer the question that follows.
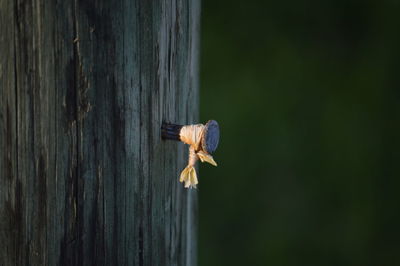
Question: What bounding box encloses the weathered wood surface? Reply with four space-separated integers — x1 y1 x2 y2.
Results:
0 0 200 265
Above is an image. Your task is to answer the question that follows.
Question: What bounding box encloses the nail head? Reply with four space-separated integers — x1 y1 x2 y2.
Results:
201 120 219 154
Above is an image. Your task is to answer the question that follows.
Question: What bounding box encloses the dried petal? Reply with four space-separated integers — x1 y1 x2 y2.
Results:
197 151 217 166
180 165 198 189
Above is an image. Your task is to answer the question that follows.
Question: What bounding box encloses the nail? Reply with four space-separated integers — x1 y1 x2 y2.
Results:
162 120 219 152
161 120 220 188
161 123 183 141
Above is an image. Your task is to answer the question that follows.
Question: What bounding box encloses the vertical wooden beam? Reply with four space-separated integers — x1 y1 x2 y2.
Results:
0 0 200 265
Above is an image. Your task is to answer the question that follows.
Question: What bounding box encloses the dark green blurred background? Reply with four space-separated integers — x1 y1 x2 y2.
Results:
198 1 400 265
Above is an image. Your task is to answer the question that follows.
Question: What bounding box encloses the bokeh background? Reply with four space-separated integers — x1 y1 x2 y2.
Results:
198 1 400 265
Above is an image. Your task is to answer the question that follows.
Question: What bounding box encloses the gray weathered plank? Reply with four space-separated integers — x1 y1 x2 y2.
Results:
0 0 199 265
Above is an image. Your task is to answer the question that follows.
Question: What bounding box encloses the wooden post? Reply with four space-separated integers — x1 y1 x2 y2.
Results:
0 0 199 265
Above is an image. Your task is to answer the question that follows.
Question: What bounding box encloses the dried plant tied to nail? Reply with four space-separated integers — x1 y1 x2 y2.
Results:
178 120 219 188
161 120 219 188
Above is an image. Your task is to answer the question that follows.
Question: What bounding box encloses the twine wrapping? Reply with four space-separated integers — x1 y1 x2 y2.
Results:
179 124 205 150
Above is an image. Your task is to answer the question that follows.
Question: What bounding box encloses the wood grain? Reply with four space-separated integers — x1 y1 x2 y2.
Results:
0 0 200 265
